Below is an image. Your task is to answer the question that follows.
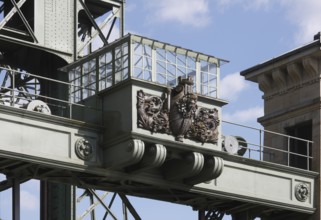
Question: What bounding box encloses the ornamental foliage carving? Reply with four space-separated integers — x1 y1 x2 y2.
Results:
137 90 170 134
187 108 220 143
295 183 309 202
137 77 220 143
75 138 93 161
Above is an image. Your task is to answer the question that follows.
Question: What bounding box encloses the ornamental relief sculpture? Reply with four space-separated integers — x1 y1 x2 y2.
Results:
137 76 220 143
137 90 170 134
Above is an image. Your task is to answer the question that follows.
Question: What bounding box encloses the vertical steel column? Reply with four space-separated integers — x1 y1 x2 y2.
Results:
12 179 20 220
73 0 78 61
198 210 205 220
40 181 48 220
40 181 73 220
120 0 125 37
232 211 254 220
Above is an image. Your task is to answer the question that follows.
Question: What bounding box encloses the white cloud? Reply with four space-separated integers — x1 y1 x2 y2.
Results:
21 190 39 210
222 106 264 123
143 0 211 28
220 72 248 101
281 0 321 44
216 0 270 11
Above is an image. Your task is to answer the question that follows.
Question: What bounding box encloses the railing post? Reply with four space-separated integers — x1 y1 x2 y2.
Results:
12 70 15 107
307 141 310 170
69 84 72 119
287 136 290 167
259 129 262 161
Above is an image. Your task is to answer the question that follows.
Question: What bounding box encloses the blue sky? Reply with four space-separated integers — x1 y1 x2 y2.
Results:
118 0 321 219
125 0 321 129
1 0 321 219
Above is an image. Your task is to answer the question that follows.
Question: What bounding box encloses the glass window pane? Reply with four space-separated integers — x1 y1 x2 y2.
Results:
209 63 217 74
90 72 96 83
209 87 216 97
143 45 152 57
99 54 106 65
156 61 166 74
209 74 216 83
83 89 88 99
134 55 143 67
168 64 176 77
167 51 176 64
156 48 166 61
134 68 143 79
201 72 208 83
105 52 112 63
122 55 129 68
115 45 126 59
89 59 96 72
167 77 176 87
122 68 129 80
157 73 166 84
107 75 113 88
177 66 185 77
122 42 128 55
69 70 75 81
202 85 208 95
134 42 142 54
83 62 89 73
115 49 121 59
187 56 196 69
144 57 152 70
115 59 122 72
187 69 196 78
177 54 186 66
200 61 208 72
144 70 152 81
115 71 122 84
100 80 106 90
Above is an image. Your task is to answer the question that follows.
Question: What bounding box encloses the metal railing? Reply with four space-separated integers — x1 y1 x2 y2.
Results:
0 67 314 171
222 120 313 170
0 66 101 121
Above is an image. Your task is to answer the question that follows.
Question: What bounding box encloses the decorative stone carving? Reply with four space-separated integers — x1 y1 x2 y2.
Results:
136 77 220 144
137 90 169 134
104 139 145 169
185 156 224 185
295 183 309 202
127 144 167 173
272 69 287 90
287 62 302 83
187 108 220 143
169 77 198 141
302 57 318 78
257 74 273 93
75 138 93 161
163 152 204 181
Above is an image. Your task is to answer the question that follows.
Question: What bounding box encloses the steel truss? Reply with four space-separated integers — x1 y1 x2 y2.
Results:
0 176 142 220
0 0 125 61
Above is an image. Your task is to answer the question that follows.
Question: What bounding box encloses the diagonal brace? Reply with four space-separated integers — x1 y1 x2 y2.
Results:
78 0 108 45
9 0 38 43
